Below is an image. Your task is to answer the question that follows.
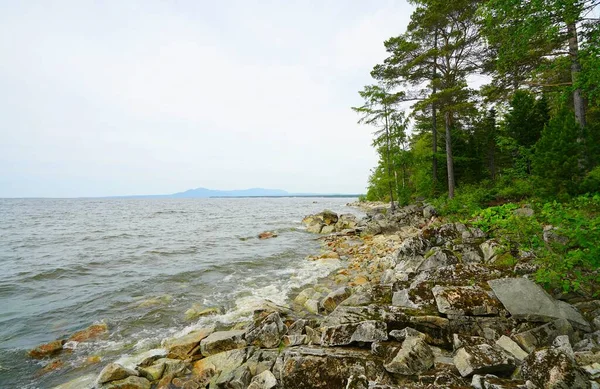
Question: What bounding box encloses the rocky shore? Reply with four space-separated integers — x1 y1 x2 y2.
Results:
33 203 600 388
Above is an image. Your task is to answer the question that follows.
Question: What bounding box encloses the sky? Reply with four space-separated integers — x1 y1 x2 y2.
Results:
0 0 413 197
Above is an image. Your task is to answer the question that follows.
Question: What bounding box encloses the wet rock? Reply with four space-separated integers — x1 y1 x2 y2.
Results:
164 326 215 359
432 285 502 316
96 363 138 385
302 211 339 234
495 335 529 362
383 335 434 375
153 358 187 377
101 376 151 389
247 370 277 389
513 319 574 353
488 278 590 331
321 320 388 346
521 348 589 389
321 287 352 313
68 322 108 343
246 312 286 349
453 344 516 378
28 339 65 359
192 348 247 385
53 374 96 389
275 346 390 389
137 361 165 381
200 330 246 356
258 231 278 239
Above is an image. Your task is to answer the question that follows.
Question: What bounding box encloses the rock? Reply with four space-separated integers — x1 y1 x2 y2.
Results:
420 247 459 271
423 205 437 219
321 287 352 313
275 346 390 389
244 349 279 376
214 364 252 389
335 214 358 231
192 348 247 385
553 335 575 360
28 339 65 359
394 236 430 273
543 225 569 245
321 225 335 234
153 358 187 377
582 362 600 379
247 370 277 389
246 312 286 348
480 240 501 263
496 335 529 362
488 278 590 331
514 207 535 217
432 285 502 316
513 319 574 353
137 361 165 381
306 224 323 234
453 344 516 378
200 330 246 356
96 363 138 385
383 335 434 375
282 335 306 346
101 376 151 389
258 231 278 239
321 320 388 346
389 327 426 342
164 326 214 359
304 299 320 314
68 322 109 342
305 326 321 345
53 374 96 389
521 348 589 389
302 211 339 234
392 289 419 309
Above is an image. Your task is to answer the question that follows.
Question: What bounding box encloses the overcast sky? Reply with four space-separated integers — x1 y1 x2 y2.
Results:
0 0 413 197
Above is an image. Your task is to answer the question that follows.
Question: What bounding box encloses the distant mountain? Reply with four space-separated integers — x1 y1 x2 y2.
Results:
171 187 289 198
109 187 360 199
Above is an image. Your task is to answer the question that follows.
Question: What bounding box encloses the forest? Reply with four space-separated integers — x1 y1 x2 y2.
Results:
354 0 600 294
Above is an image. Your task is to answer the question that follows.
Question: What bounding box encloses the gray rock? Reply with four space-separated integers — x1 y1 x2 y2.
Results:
320 287 352 313
420 247 459 271
136 362 165 381
321 225 335 234
394 236 430 272
245 312 286 348
192 348 247 386
391 289 419 309
321 320 388 346
496 335 529 362
453 344 516 378
513 319 574 353
282 334 307 346
243 349 279 376
480 240 501 263
247 370 277 389
423 205 437 219
97 363 138 385
389 327 426 342
200 330 246 356
100 376 151 389
521 348 590 389
214 365 251 389
163 326 214 359
553 335 575 360
514 208 535 217
383 335 434 375
432 285 502 316
488 278 590 331
345 374 369 389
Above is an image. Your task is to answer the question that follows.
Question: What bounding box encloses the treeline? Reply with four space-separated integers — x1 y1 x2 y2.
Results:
354 0 600 207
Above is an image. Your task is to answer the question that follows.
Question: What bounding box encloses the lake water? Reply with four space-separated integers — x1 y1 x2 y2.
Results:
0 197 359 388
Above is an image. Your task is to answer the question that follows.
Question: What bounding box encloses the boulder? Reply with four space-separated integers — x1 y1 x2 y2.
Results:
432 285 502 316
214 364 252 389
163 326 214 359
275 346 390 389
394 236 430 273
495 335 529 362
521 348 590 389
453 344 516 378
321 320 388 346
282 335 307 347
513 319 574 353
258 231 278 239
137 361 165 381
244 349 279 376
96 363 138 385
320 287 352 313
419 247 459 271
68 322 108 343
246 312 286 349
200 330 246 356
247 370 277 389
101 376 151 389
488 278 590 331
383 335 434 375
192 348 247 385
302 210 339 234
321 225 336 234
480 240 501 263
28 339 65 359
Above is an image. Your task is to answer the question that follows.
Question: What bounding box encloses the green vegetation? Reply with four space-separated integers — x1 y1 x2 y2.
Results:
354 0 600 295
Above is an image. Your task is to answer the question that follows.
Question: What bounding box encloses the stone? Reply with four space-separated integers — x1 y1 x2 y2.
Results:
275 346 390 389
514 207 535 217
394 236 430 273
192 348 246 385
582 362 600 379
305 326 321 345
453 344 516 378
258 231 278 239
389 327 426 342
513 319 574 353
432 285 502 316
521 348 589 389
244 349 279 376
392 289 419 309
28 339 65 359
164 326 214 359
68 322 108 342
137 361 165 381
53 374 96 389
384 335 434 375
304 299 320 314
480 240 501 263
282 334 306 346
153 358 187 377
306 224 323 234
214 364 251 389
320 287 352 313
321 225 336 234
488 278 590 331
302 211 338 234
423 205 437 219
553 335 575 360
496 335 529 362
101 376 151 389
96 363 138 385
420 247 459 271
247 370 277 389
199 330 246 356
321 320 388 346
246 312 286 348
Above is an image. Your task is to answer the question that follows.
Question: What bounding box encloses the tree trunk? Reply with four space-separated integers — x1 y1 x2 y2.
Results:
432 29 439 192
445 111 455 199
383 103 395 212
567 21 586 129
